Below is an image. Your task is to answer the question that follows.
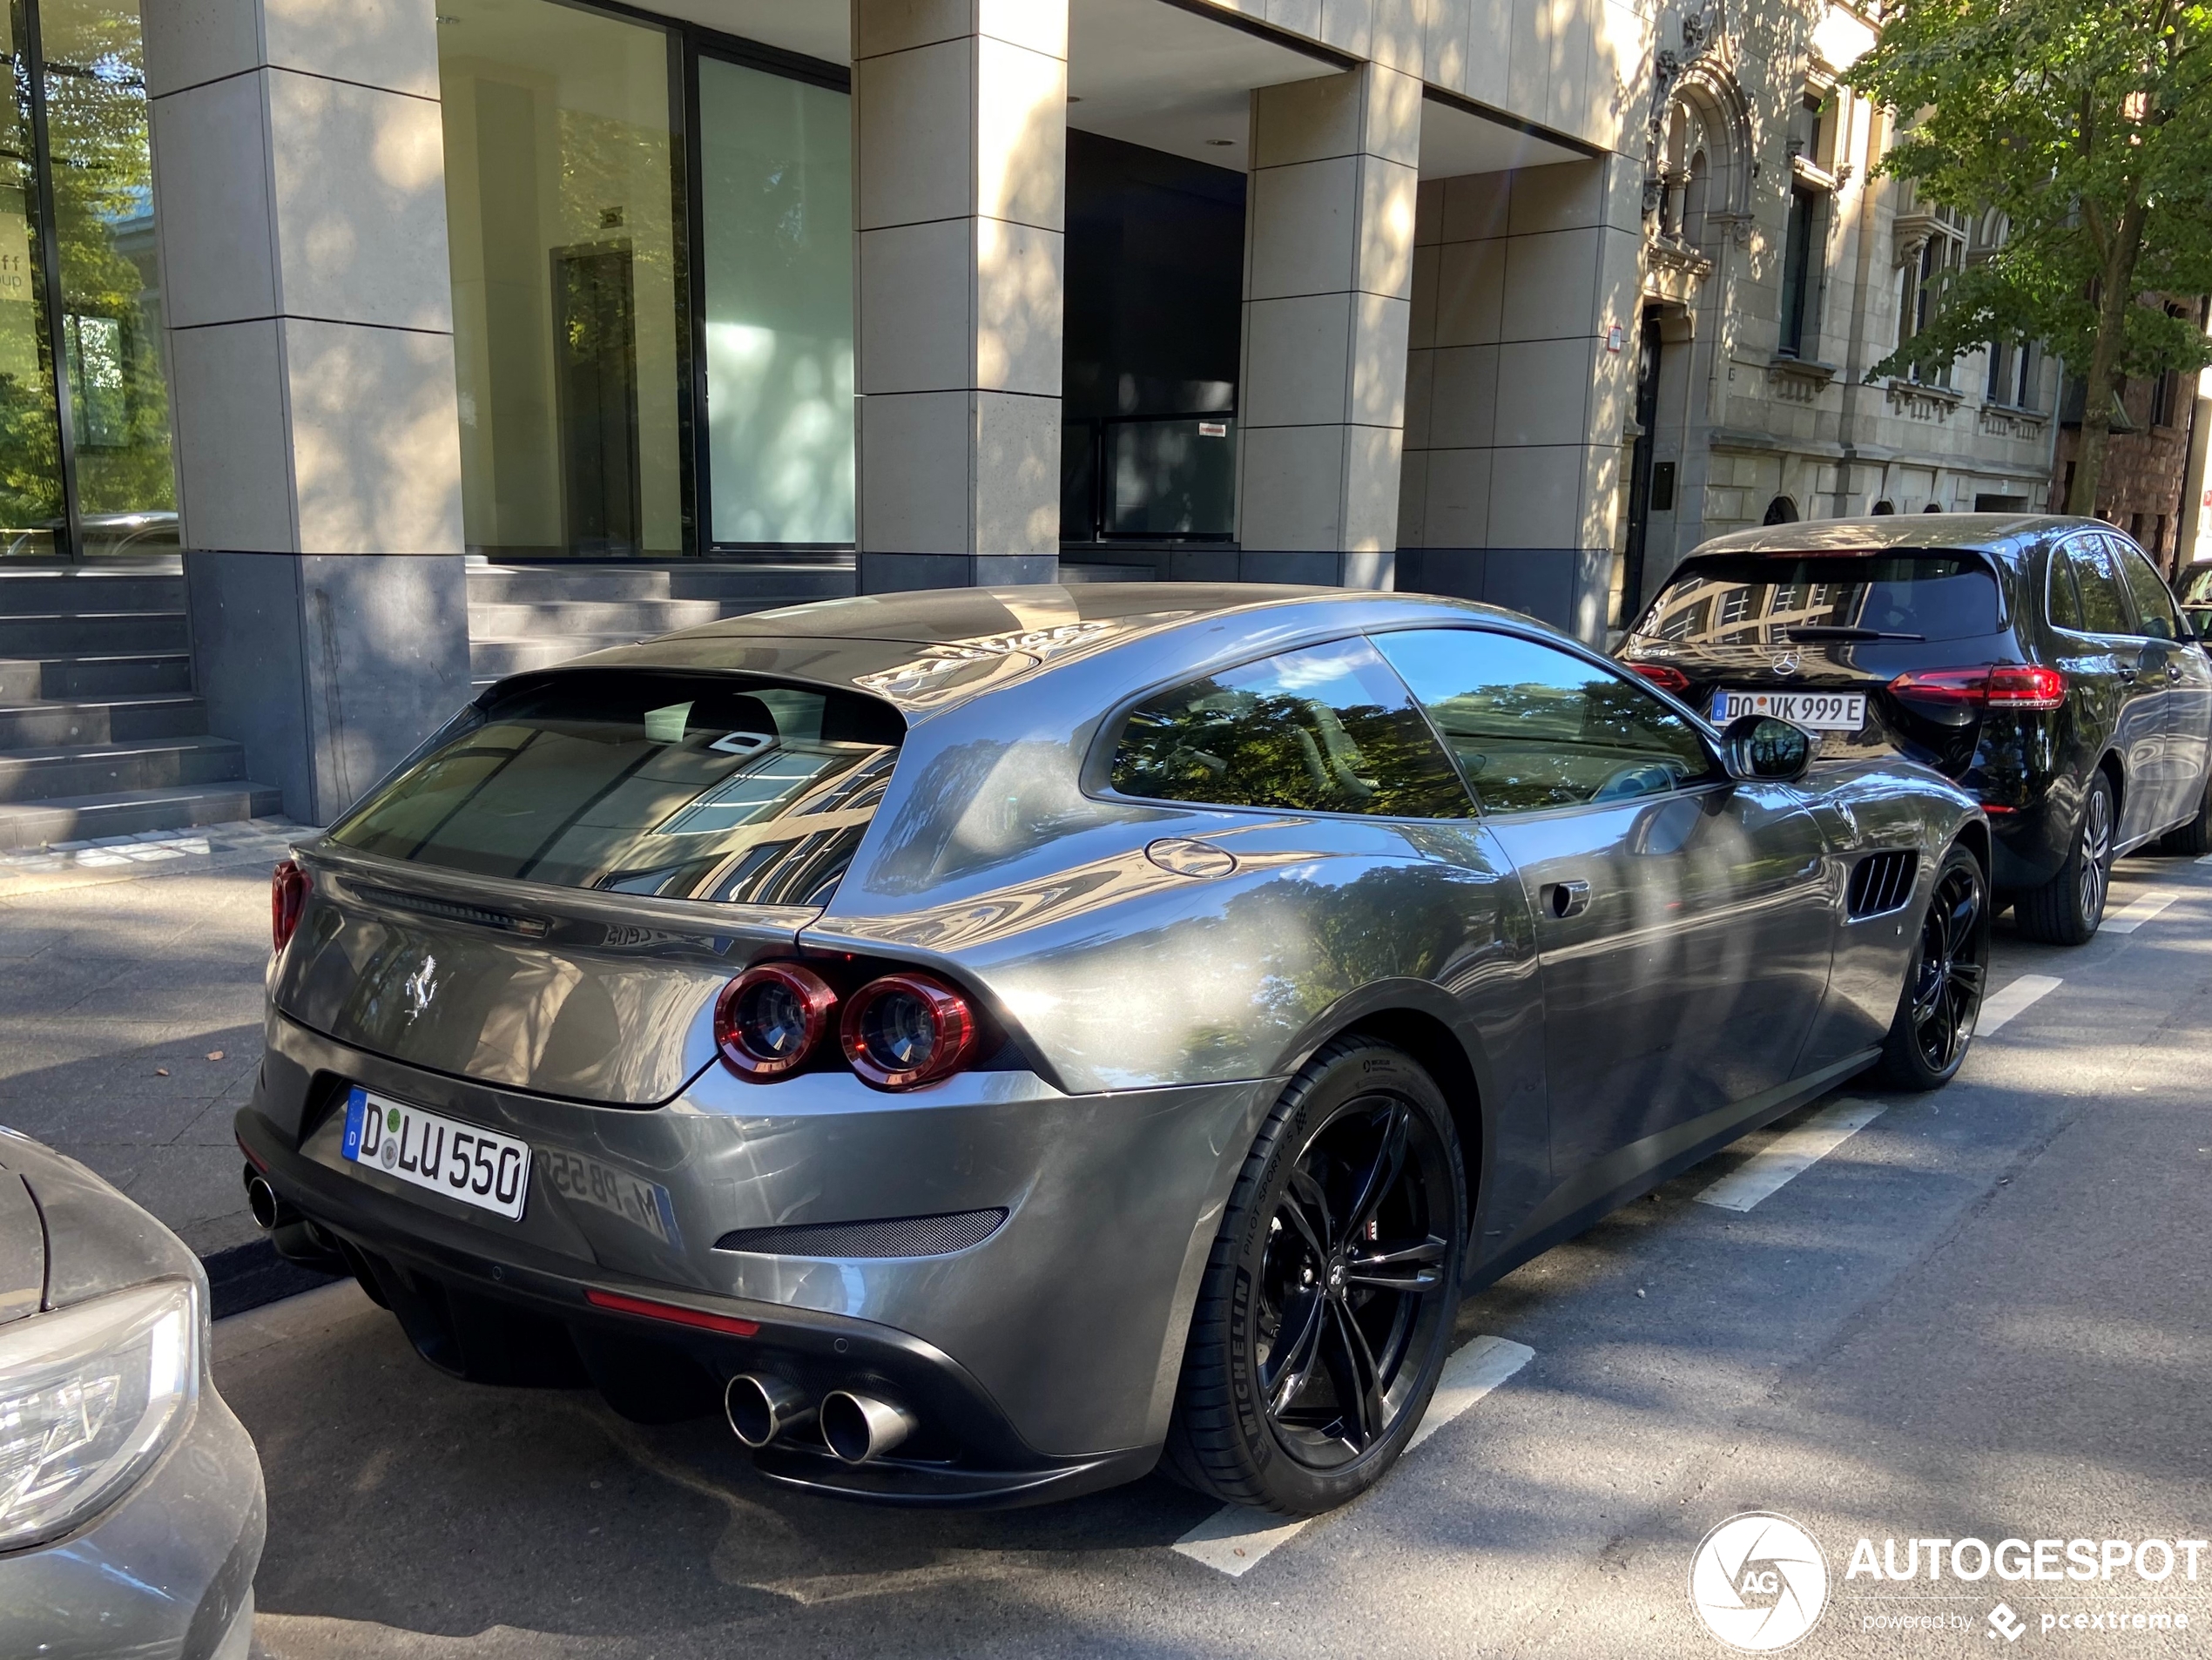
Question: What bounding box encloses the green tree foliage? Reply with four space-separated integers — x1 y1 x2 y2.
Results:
1845 0 2212 511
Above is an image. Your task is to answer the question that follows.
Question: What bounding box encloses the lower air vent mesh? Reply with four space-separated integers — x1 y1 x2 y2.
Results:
1846 850 1919 919
713 1209 1008 1258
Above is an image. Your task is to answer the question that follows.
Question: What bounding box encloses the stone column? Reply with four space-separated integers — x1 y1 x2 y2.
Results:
1234 63 1422 588
1397 154 1647 642
852 0 1066 591
145 0 469 824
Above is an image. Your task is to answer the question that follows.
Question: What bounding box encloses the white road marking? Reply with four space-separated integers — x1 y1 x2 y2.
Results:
2102 891 2180 934
1975 973 2062 1036
1171 1334 1535 1578
1694 1097 1885 1213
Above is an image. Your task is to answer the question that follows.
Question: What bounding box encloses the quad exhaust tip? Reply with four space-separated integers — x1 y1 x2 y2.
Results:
725 1373 815 1449
819 1390 918 1464
245 1173 287 1232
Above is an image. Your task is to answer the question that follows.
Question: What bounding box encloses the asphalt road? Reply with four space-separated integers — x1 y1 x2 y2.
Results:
218 854 2212 1660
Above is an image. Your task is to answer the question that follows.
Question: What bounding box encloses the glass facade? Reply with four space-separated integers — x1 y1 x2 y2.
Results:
439 0 687 558
437 0 856 557
697 55 853 546
0 0 175 560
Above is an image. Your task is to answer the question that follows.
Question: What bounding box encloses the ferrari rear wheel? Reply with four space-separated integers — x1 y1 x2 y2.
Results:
1164 1038 1466 1515
1872 843 1988 1091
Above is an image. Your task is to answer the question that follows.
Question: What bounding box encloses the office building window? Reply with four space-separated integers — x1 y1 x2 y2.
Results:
0 0 177 561
437 0 854 558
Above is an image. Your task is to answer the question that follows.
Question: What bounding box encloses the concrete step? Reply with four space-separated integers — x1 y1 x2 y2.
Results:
0 736 248 805
0 780 285 853
468 562 855 604
0 694 208 751
0 568 185 612
0 652 193 701
467 597 735 638
469 634 649 681
0 611 191 656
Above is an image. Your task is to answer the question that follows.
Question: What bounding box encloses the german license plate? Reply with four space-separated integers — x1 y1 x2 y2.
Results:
1711 688 1866 732
340 1086 529 1221
541 1147 681 1247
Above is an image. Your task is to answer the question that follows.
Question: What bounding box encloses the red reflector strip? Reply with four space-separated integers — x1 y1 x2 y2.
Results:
1981 803 2020 814
236 1136 268 1173
1626 661 1690 693
584 1287 759 1337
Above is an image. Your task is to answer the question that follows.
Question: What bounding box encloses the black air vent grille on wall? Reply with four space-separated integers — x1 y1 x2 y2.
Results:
1847 851 1919 919
713 1210 1008 1259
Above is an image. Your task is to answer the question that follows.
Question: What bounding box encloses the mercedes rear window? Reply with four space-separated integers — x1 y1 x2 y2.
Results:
1629 553 2002 647
328 671 903 905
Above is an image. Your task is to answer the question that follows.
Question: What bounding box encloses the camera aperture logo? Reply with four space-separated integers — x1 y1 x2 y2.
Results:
1689 1512 1831 1651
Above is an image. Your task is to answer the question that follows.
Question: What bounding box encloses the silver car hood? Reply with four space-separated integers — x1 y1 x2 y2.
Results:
0 1128 204 1319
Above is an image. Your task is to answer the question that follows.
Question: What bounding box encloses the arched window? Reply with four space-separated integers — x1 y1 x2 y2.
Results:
1764 496 1800 525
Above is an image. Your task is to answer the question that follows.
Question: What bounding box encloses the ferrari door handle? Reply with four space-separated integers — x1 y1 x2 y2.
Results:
1543 879 1591 919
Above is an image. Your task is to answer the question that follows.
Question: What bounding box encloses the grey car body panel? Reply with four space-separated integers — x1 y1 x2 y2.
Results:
0 1130 266 1660
247 584 1981 1494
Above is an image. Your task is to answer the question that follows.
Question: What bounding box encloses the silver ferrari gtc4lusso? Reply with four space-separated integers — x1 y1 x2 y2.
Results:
237 585 1987 1515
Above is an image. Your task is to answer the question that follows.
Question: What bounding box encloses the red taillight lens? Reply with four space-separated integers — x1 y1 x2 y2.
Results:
1626 662 1690 693
1986 665 2068 708
840 973 977 1090
1888 665 2066 712
271 859 310 952
714 963 838 1081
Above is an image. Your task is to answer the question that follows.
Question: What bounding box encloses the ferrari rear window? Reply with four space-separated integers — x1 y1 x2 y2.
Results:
1629 553 2001 646
327 671 903 905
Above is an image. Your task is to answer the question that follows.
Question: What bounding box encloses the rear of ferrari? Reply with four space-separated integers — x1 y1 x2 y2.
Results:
234 656 1261 1507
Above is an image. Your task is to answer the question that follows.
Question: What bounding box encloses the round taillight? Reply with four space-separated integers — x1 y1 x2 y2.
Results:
714 963 838 1081
839 973 976 1090
271 860 311 953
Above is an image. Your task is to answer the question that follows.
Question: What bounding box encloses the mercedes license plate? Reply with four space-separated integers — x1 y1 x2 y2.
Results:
1711 688 1865 732
341 1085 529 1221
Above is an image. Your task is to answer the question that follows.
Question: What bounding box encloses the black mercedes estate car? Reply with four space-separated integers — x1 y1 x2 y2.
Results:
1617 516 2212 943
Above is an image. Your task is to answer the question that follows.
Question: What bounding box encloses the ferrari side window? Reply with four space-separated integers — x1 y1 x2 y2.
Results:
1373 627 1721 815
1109 637 1474 818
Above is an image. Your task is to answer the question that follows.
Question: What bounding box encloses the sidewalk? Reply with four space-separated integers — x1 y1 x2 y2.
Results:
0 820 313 1265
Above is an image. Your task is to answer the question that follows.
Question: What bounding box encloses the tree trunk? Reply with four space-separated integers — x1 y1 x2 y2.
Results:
2067 201 2148 516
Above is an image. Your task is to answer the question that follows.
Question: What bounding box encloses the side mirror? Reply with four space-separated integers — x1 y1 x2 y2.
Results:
1722 714 1814 782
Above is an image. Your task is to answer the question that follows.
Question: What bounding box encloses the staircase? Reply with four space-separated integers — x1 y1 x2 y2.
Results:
0 563 281 852
466 560 860 686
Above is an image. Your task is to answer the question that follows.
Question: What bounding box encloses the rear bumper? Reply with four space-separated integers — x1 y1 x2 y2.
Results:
1989 794 2077 891
238 1117 1152 1507
236 1012 1267 1506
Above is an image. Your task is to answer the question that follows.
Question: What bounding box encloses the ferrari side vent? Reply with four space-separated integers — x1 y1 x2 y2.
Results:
1846 851 1919 919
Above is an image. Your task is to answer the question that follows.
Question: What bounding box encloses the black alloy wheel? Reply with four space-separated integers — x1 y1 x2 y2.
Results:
1257 1098 1449 1469
1166 1039 1466 1515
2016 772 2115 945
1875 843 1989 1090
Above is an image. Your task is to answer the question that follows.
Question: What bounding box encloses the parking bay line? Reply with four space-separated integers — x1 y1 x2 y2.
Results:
2102 891 2180 934
1694 1096 1885 1213
1171 1334 1536 1578
1976 973 2063 1036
